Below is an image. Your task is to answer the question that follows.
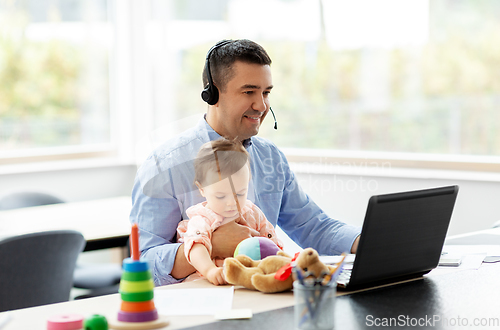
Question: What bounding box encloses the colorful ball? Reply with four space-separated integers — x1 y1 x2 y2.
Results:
234 237 280 260
83 314 108 330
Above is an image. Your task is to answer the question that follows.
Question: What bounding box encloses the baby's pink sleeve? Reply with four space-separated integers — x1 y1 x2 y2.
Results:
177 216 213 263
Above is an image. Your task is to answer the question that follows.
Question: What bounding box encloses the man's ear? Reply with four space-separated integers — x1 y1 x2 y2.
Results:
195 181 205 197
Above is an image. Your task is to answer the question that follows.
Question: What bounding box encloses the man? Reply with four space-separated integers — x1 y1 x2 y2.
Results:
130 39 361 286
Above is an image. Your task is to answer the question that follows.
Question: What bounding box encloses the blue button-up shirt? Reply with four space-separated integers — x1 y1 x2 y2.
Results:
130 116 361 286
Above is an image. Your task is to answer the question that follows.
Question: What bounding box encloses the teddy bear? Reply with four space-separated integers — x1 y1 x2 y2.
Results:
223 247 335 293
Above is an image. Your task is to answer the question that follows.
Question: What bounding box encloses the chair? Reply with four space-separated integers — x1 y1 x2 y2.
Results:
0 191 64 210
0 230 85 312
0 191 123 299
72 240 127 299
72 264 124 299
72 198 127 299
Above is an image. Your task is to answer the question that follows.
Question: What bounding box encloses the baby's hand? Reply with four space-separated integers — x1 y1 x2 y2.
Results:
206 267 227 286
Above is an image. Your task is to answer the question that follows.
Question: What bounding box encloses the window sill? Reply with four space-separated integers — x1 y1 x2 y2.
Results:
0 144 117 166
0 143 140 175
0 156 136 176
284 148 500 183
2 147 500 183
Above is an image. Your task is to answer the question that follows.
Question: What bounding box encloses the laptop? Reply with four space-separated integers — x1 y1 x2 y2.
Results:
337 185 459 290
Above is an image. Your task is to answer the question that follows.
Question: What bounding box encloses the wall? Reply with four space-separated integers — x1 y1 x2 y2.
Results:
0 162 137 202
2 162 499 256
278 167 500 254
294 170 500 236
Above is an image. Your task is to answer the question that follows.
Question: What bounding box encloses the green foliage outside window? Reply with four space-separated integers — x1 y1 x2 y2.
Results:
176 1 500 156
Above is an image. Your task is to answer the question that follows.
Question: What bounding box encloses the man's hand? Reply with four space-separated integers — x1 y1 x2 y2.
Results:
211 219 260 259
351 235 361 254
170 243 196 280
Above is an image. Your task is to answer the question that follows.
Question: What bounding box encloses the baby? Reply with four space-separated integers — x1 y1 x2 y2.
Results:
177 138 283 285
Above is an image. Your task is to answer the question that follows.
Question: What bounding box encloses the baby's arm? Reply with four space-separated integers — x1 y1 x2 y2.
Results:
189 244 226 285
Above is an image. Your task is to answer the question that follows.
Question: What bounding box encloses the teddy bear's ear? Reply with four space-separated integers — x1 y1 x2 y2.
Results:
294 248 330 278
295 248 317 264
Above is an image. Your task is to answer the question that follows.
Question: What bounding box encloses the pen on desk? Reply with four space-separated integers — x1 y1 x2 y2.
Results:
309 253 348 322
293 264 315 325
327 253 347 286
296 254 347 326
292 263 305 286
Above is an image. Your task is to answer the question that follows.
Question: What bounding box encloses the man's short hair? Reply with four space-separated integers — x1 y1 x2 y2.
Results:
202 39 272 93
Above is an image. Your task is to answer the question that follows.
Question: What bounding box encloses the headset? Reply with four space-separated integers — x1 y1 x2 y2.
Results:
201 40 232 106
201 40 278 130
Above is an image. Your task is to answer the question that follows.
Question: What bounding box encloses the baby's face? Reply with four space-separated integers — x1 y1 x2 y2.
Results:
199 164 250 219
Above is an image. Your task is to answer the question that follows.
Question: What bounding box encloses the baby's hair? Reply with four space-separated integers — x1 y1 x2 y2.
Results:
194 138 250 187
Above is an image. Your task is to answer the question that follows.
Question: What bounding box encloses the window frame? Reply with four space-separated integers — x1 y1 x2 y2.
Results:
284 148 500 174
2 0 500 177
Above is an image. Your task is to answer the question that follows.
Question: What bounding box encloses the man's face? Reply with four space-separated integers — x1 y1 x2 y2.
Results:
207 61 273 141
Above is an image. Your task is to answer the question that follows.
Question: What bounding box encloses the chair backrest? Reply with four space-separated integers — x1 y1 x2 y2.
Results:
0 230 85 312
0 192 65 210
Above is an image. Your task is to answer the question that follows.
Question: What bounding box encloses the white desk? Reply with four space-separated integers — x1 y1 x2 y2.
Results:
0 196 132 251
0 279 296 330
3 263 500 330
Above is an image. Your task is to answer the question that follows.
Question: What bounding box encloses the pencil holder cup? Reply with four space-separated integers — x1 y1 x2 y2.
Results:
293 281 336 330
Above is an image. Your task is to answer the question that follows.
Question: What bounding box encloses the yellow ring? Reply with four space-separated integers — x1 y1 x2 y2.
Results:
119 279 154 293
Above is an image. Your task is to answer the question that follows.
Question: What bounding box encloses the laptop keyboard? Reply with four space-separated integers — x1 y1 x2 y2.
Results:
337 268 352 287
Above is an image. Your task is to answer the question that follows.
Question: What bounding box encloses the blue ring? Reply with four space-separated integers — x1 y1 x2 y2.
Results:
122 258 149 272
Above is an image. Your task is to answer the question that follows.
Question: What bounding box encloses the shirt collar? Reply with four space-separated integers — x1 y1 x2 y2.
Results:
199 114 253 149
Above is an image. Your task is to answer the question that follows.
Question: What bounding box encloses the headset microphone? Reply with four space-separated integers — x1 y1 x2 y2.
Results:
269 107 278 130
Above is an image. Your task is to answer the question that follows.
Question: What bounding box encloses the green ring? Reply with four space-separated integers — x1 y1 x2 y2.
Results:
120 290 154 302
121 270 152 282
119 279 154 293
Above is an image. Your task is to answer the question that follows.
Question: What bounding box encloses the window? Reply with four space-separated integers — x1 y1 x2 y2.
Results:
0 0 112 160
163 0 500 166
3 0 500 170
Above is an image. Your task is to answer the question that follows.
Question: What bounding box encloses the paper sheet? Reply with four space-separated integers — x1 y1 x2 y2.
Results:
0 312 12 330
427 245 500 277
441 245 500 257
319 254 355 265
154 286 234 316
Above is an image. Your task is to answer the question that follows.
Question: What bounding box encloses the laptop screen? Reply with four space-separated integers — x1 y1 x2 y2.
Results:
348 185 459 288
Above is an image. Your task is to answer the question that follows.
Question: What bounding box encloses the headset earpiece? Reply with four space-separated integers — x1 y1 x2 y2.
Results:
201 84 219 105
201 40 232 105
